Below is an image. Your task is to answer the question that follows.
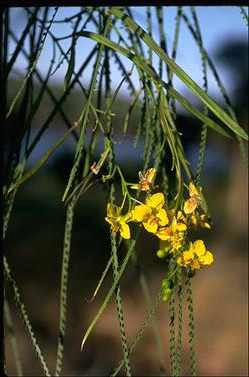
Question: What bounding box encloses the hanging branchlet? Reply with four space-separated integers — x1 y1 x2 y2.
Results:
3 6 248 377
176 268 184 377
169 292 177 376
186 277 197 376
190 7 209 185
4 258 51 376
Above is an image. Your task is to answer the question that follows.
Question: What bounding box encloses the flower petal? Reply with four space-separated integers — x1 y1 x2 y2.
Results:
199 251 214 265
158 208 169 226
119 222 130 239
143 217 158 233
144 168 156 183
171 217 178 233
176 222 187 232
146 192 165 209
193 240 206 257
182 250 194 263
156 227 172 240
183 198 198 214
191 259 201 270
132 204 150 222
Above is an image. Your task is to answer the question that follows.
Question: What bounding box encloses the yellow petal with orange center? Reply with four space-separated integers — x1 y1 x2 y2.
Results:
182 250 194 263
140 182 150 191
183 197 198 214
156 227 172 240
146 192 165 209
132 204 150 222
191 259 201 269
143 217 158 233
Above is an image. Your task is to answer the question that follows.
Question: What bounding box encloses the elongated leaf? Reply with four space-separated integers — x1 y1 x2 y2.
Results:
109 7 248 141
81 237 137 350
7 8 58 119
87 256 113 303
77 31 233 140
62 17 113 203
169 88 232 138
64 44 75 91
7 122 80 194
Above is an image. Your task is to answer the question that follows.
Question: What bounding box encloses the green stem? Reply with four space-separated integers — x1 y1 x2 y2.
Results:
4 299 23 376
186 277 197 376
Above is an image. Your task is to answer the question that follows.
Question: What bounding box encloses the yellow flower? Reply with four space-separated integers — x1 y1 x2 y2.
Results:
183 182 201 215
156 226 172 241
200 251 214 265
177 240 214 269
177 249 192 267
105 203 131 239
130 168 156 191
157 215 186 239
192 240 214 265
155 216 187 256
132 192 168 233
192 240 206 257
182 249 194 263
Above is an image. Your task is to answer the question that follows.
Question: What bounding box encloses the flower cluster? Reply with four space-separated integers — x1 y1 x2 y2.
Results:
177 240 213 270
105 169 214 299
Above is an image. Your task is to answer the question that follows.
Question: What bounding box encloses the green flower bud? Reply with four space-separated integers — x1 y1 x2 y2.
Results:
157 249 166 258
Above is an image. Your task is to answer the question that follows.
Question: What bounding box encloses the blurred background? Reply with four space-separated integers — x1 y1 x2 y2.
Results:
4 6 248 376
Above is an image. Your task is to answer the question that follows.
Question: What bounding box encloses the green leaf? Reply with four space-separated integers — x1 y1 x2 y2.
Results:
81 237 137 351
77 29 247 141
109 7 248 141
169 88 232 138
86 256 113 303
7 121 80 194
64 44 75 92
